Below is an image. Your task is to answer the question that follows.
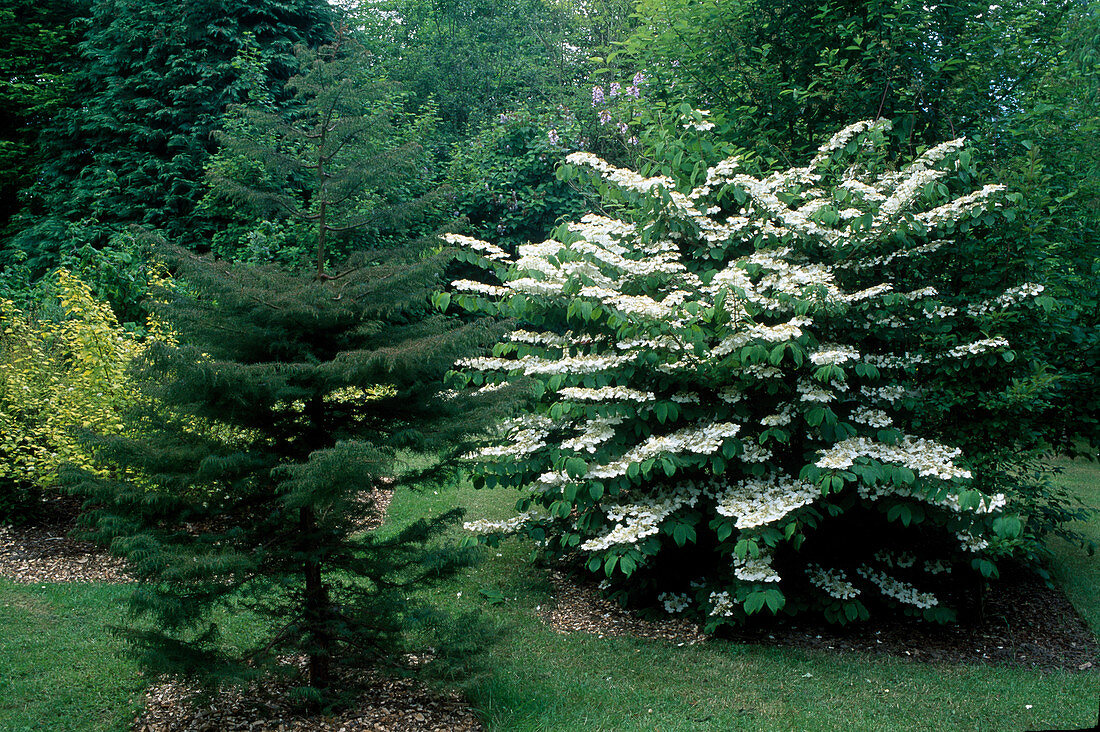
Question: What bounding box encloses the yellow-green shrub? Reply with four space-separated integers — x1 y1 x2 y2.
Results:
0 270 163 519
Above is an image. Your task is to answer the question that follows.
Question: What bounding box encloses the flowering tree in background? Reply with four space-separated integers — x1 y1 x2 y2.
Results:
441 119 1057 629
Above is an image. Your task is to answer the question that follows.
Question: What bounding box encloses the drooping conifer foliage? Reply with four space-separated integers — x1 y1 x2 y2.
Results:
68 236 512 698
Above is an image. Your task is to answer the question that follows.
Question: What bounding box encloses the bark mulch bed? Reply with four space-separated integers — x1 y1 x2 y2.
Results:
134 662 481 732
0 496 129 584
539 563 1100 673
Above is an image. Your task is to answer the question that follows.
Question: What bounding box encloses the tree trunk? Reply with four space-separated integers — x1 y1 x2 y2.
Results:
301 505 331 691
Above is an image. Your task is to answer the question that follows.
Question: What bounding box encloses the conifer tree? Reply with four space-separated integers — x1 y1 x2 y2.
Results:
67 40 513 699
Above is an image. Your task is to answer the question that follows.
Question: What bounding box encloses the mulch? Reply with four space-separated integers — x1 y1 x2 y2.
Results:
3 492 1095 731
133 662 482 732
538 563 1099 673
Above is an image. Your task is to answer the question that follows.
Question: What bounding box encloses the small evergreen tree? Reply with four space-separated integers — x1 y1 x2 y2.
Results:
67 43 512 698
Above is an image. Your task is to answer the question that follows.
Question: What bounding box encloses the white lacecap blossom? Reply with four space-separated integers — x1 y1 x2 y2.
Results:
444 233 511 262
716 473 818 529
733 551 781 583
857 565 938 609
956 531 990 552
451 279 510 297
967 282 1045 317
851 406 892 428
739 441 772 464
658 592 691 613
561 416 623 453
580 483 702 551
709 590 736 617
806 564 860 600
464 510 541 534
810 346 861 366
815 435 972 481
558 386 655 403
946 337 1010 358
582 421 742 481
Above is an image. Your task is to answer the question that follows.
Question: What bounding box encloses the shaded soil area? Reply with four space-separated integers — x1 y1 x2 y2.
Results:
541 563 1100 673
134 662 482 732
0 496 129 583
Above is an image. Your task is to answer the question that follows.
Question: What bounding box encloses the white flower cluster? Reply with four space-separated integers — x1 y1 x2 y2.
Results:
508 329 572 347
760 407 793 427
861 384 907 404
797 380 835 403
806 564 860 600
857 565 939 609
581 421 742 480
851 406 892 428
561 416 623 453
946 337 1010 358
810 346 861 366
915 184 1005 229
708 590 736 617
815 436 972 481
463 510 541 534
966 282 1045 317
580 484 702 551
739 441 772 463
566 151 673 193
558 386 655 403
733 551 781 583
658 592 691 613
956 531 990 552
443 233 510 262
715 473 818 529
451 279 511 297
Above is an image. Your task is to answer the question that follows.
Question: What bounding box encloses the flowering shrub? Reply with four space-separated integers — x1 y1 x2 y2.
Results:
442 120 1047 629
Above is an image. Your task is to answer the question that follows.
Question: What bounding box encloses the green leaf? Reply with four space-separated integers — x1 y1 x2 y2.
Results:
565 457 588 479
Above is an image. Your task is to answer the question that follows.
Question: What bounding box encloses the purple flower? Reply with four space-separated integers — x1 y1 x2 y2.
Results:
591 85 605 106
547 128 560 145
633 71 646 86
610 82 621 97
618 121 629 135
598 109 612 125
628 136 639 145
627 85 640 99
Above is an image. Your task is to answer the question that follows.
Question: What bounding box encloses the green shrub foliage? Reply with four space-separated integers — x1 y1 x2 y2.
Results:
444 119 1064 630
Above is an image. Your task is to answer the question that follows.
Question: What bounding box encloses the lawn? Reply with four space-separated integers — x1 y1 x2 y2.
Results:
1 459 1097 732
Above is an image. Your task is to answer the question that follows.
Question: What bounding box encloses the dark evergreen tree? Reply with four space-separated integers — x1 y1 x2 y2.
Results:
66 36 516 698
68 235 512 698
0 0 90 234
6 0 335 275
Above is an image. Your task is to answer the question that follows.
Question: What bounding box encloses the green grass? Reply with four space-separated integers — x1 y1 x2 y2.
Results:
390 475 1100 732
1047 456 1100 635
0 582 143 731
1 462 1097 731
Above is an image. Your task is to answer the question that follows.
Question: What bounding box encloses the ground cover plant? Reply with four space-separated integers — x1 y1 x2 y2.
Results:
446 117 1083 629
